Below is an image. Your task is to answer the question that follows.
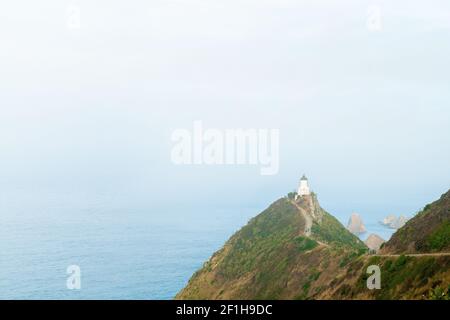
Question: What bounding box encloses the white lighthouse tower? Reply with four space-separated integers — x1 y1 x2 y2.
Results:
297 174 311 197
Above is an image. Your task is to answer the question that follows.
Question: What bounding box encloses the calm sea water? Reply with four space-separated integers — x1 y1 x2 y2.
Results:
0 189 258 299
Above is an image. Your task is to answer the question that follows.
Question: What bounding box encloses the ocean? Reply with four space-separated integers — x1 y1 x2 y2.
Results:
0 189 258 299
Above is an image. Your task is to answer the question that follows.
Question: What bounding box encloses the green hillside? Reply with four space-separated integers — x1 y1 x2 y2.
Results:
176 189 450 300
381 189 450 254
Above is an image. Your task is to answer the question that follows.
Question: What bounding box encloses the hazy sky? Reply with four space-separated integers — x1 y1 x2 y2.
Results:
1 0 449 223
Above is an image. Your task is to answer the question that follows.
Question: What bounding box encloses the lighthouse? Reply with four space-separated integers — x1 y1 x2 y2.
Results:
297 174 311 197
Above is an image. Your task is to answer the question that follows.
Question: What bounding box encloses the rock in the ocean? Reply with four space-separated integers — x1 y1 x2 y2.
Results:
380 214 396 226
347 213 366 235
380 214 409 229
390 215 409 229
365 233 385 252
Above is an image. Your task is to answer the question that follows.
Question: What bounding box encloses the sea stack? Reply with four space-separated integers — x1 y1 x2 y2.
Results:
390 215 409 229
365 234 385 252
380 214 396 226
347 212 366 235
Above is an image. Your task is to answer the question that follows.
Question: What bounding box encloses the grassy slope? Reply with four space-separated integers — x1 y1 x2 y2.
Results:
311 211 367 250
320 255 450 300
381 190 450 254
